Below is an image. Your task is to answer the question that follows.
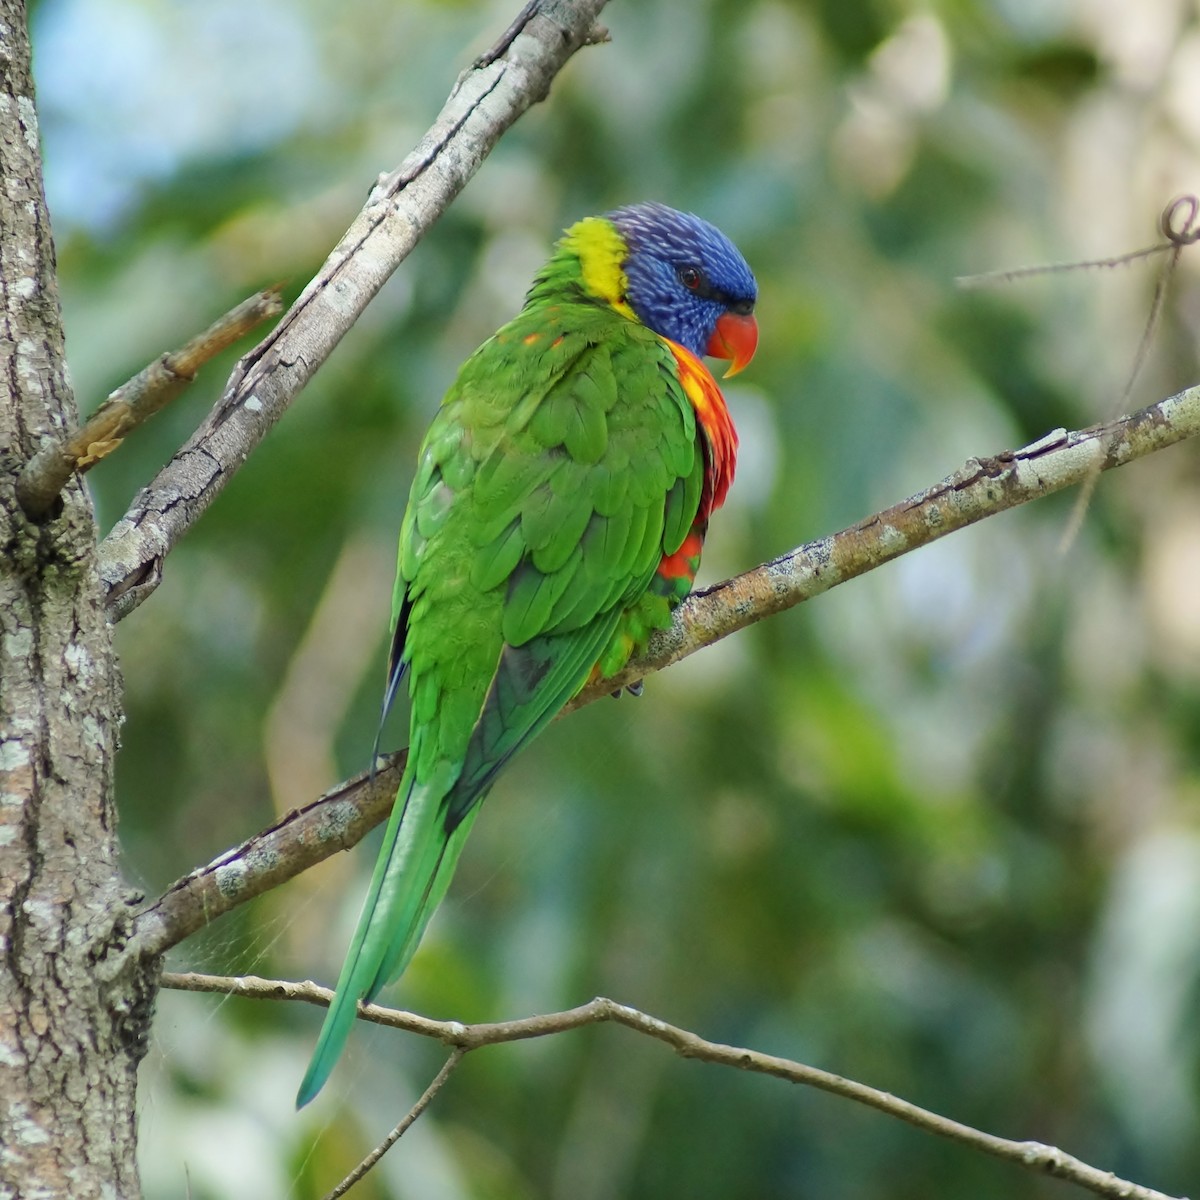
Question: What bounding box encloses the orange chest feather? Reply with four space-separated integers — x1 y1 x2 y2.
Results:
664 339 738 515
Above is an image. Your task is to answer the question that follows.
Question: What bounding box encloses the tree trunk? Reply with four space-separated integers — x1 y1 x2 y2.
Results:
0 2 150 1194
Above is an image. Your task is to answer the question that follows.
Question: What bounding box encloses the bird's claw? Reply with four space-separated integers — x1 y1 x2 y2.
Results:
609 679 644 699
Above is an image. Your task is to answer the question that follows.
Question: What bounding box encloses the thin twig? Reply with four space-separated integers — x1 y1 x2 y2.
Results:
321 1050 465 1200
162 972 1186 1200
15 287 283 520
475 0 541 67
134 381 1200 959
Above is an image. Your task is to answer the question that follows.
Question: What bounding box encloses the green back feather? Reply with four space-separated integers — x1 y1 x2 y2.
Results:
297 230 710 1106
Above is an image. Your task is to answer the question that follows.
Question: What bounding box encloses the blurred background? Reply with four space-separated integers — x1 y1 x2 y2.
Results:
33 0 1200 1195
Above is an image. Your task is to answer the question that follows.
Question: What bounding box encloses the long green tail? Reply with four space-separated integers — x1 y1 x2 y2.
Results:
295 765 478 1107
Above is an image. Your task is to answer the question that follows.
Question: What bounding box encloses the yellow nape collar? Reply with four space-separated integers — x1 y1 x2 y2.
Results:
561 217 636 320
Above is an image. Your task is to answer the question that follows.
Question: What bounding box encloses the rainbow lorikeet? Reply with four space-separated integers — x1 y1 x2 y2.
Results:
297 202 757 1106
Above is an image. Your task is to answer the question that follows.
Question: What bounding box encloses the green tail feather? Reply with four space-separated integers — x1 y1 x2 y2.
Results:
295 766 477 1107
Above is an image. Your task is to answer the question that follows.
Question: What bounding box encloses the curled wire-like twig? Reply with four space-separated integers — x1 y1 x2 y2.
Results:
1159 193 1200 246
956 193 1200 288
953 195 1200 554
1056 195 1199 552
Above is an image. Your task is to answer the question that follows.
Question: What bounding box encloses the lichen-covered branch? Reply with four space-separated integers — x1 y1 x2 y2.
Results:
135 382 1200 957
14 287 283 520
133 752 406 960
571 380 1200 706
97 0 610 621
162 972 1185 1200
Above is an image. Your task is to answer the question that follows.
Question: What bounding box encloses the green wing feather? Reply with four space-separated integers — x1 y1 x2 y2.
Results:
297 296 705 1107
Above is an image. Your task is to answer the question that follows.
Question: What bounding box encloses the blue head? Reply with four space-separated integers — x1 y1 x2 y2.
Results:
608 202 758 372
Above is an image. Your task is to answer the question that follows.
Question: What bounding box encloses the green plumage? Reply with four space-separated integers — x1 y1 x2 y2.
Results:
296 235 706 1108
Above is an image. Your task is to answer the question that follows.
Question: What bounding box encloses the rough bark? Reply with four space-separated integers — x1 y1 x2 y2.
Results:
0 3 151 1196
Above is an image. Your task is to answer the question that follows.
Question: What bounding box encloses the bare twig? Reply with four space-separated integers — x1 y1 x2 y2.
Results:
14 287 283 520
97 0 610 621
162 972 1186 1200
322 1050 465 1200
135 382 1200 958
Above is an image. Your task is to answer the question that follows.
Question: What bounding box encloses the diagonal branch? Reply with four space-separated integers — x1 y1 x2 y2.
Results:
97 0 611 621
14 287 283 520
162 971 1185 1200
133 382 1200 958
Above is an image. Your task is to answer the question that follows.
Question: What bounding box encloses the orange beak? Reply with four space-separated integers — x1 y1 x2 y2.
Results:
705 311 758 377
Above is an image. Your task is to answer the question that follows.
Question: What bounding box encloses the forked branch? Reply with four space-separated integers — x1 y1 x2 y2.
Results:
162 971 1186 1200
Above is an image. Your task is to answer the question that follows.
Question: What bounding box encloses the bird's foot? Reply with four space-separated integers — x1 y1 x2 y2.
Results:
609 679 644 699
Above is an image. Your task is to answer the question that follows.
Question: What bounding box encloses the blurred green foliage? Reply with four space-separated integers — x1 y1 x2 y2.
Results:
36 0 1200 1196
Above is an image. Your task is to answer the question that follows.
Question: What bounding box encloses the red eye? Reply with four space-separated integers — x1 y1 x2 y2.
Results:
679 266 701 290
